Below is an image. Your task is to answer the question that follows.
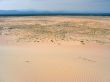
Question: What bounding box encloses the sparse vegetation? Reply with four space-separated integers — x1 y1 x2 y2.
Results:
0 16 110 45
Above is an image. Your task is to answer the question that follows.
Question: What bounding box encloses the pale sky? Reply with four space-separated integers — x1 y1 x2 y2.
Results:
0 0 110 13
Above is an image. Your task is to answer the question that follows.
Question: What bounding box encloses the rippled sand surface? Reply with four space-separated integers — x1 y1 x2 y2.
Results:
0 16 110 82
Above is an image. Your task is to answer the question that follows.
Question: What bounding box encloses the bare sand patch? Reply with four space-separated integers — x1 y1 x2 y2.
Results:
0 16 110 82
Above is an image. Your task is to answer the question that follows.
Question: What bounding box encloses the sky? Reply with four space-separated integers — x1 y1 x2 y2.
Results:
0 0 110 13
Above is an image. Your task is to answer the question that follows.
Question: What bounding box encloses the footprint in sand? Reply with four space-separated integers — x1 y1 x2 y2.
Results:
78 56 96 63
25 60 31 63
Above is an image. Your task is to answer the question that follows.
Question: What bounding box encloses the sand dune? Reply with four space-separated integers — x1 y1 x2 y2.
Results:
0 16 110 82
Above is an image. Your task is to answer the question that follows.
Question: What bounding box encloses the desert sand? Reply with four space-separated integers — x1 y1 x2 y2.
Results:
0 16 110 82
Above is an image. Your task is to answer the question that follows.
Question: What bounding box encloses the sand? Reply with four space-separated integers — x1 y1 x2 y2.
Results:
0 16 110 82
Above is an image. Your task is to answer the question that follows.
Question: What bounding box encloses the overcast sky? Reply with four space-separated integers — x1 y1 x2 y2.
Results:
0 0 110 13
